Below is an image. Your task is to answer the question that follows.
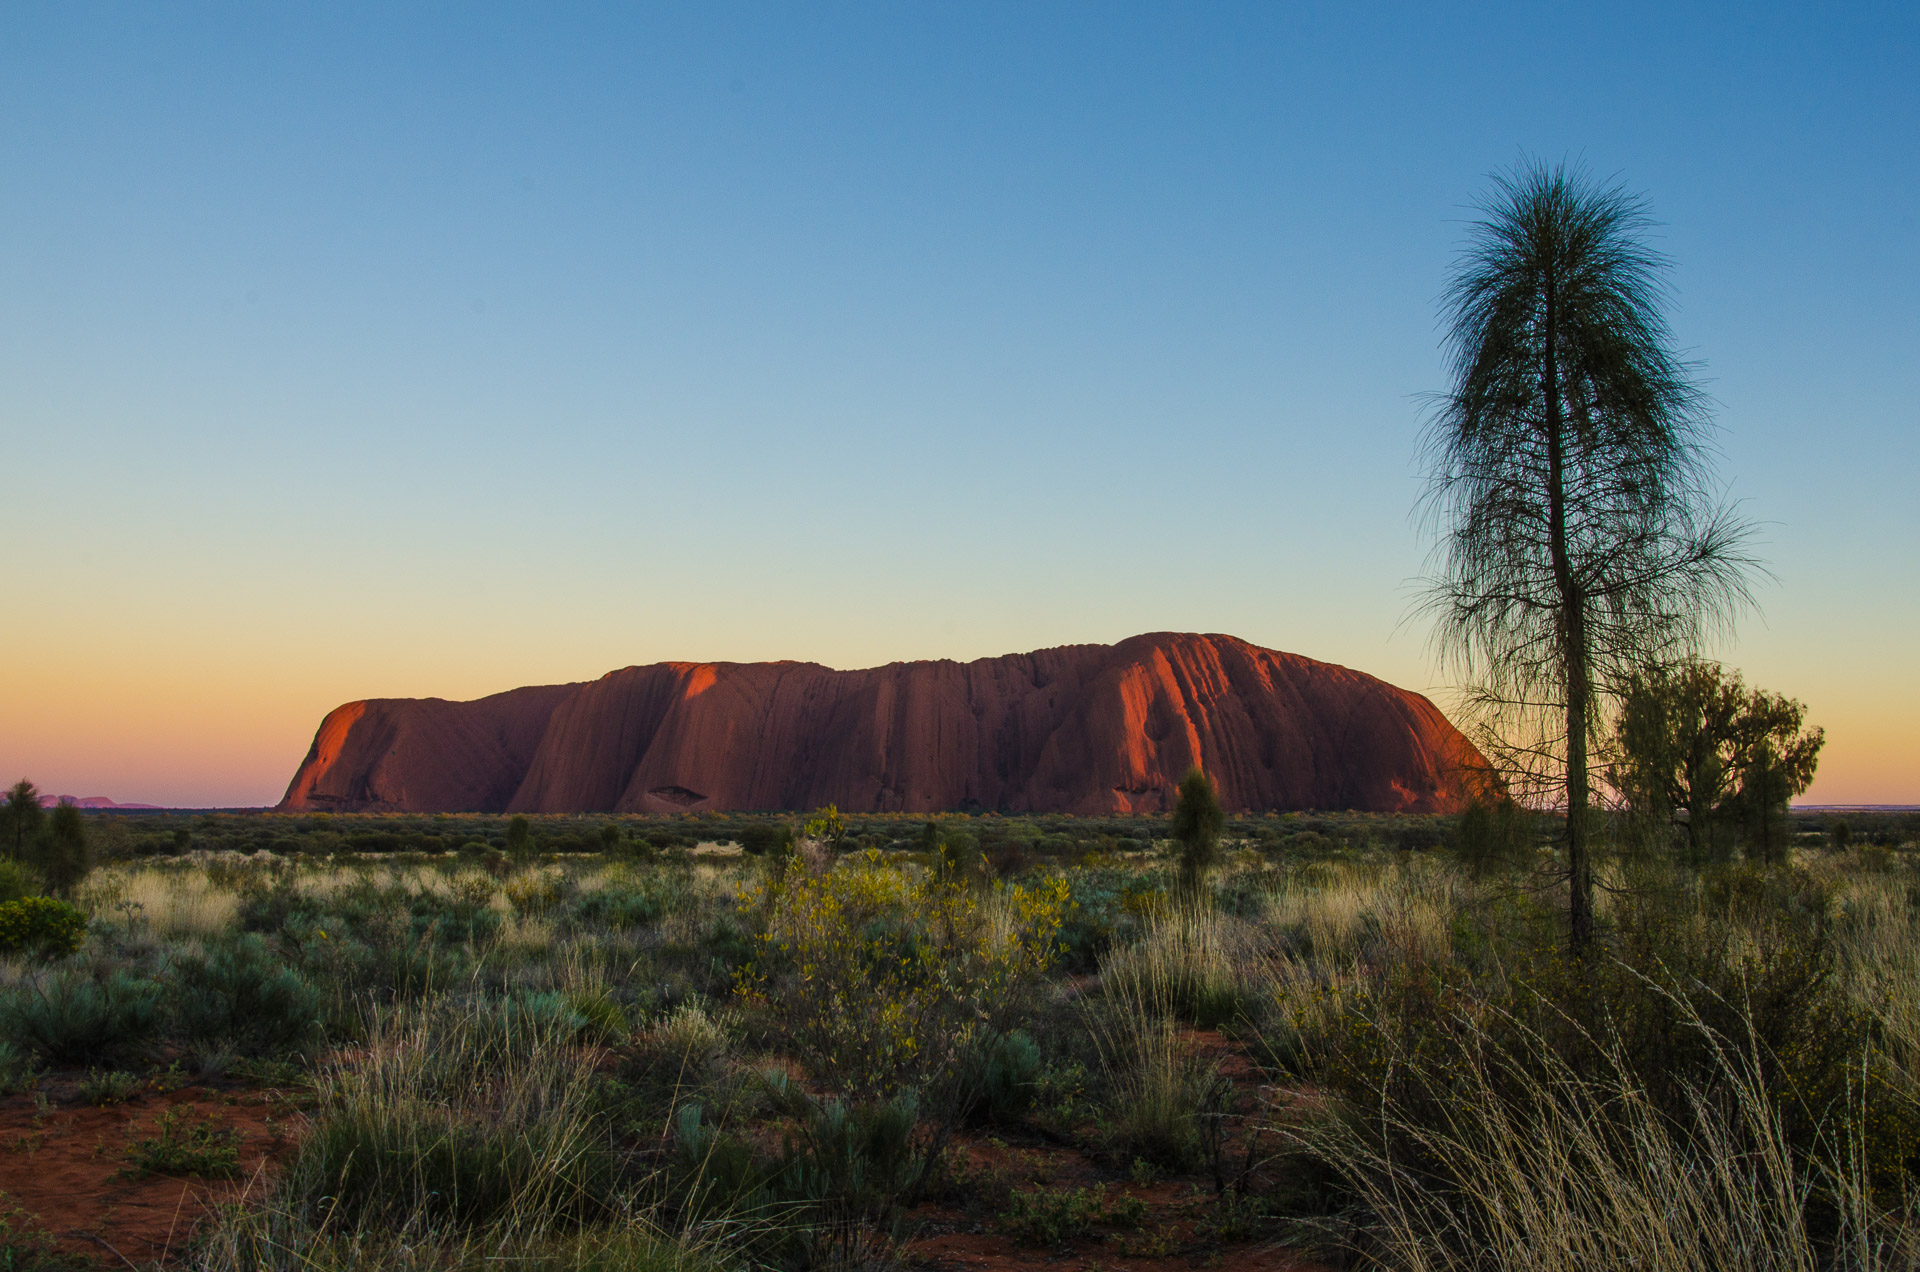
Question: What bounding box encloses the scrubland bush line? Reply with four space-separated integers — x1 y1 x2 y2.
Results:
0 804 1915 1270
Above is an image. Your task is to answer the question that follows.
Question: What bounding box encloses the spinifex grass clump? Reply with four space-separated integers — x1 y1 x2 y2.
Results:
1085 904 1264 1170
1100 902 1262 1029
1290 992 1914 1272
283 998 620 1231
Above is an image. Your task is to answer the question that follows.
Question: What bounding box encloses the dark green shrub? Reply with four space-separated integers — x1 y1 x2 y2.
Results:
170 934 321 1056
735 824 791 856
691 1091 918 1207
0 1042 38 1097
79 1068 140 1106
1454 797 1531 873
670 1103 774 1227
234 875 303 934
984 839 1031 878
34 802 90 896
960 1029 1042 1124
933 830 985 886
0 1190 64 1272
1 781 45 859
702 916 754 975
998 1183 1137 1246
571 884 663 929
121 1108 241 1178
1050 868 1149 973
0 897 86 959
409 891 502 945
1172 768 1224 894
506 815 533 860
671 1089 922 1258
784 1093 918 1211
0 969 163 1065
0 859 39 904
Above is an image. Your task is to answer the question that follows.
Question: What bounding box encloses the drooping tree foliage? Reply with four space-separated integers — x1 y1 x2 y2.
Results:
1421 160 1754 949
1607 660 1824 862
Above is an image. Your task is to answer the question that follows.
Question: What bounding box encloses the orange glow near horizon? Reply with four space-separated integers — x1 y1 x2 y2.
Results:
2 5 1915 814
4 611 1913 810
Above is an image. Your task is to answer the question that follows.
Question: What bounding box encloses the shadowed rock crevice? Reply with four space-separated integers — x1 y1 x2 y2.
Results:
277 633 1489 814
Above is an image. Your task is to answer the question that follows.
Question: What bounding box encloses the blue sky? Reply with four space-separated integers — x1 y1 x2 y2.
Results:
2 2 1915 805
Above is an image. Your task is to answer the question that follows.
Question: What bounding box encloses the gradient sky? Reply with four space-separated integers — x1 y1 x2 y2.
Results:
2 2 1915 808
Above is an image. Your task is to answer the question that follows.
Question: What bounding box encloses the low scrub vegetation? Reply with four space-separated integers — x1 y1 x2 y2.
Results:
0 805 1913 1269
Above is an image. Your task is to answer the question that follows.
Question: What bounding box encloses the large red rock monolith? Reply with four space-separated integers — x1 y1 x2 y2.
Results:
277 632 1486 815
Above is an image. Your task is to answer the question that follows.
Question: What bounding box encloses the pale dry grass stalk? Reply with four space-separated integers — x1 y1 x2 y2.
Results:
189 1189 721 1272
1085 903 1255 1165
1247 856 1469 1065
1264 855 1462 968
1291 986 1920 1272
1827 864 1920 1080
1087 957 1202 1164
1099 902 1263 1022
82 864 241 937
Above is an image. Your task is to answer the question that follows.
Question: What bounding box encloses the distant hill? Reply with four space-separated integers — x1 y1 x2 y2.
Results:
278 632 1489 816
38 795 165 810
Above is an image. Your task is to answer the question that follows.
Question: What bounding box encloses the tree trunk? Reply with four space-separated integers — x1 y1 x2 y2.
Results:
1543 273 1595 953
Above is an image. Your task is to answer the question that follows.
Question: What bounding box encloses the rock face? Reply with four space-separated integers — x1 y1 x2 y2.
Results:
278 633 1487 815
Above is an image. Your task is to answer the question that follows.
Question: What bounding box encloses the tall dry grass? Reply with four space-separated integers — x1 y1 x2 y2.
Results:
1826 859 1920 1078
1263 854 1462 967
187 995 696 1270
1086 902 1265 1167
80 864 240 937
1290 991 1919 1272
1240 855 1469 1072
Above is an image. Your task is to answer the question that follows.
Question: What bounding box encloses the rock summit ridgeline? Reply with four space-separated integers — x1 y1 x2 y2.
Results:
277 633 1488 815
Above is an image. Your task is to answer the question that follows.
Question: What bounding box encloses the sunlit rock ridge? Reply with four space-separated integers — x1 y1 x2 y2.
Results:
277 632 1486 815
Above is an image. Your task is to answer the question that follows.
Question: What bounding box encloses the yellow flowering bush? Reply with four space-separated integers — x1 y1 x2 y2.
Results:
0 896 87 959
738 850 1067 1104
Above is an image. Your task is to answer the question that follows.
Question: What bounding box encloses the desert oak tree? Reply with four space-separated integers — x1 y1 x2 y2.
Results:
1422 161 1753 950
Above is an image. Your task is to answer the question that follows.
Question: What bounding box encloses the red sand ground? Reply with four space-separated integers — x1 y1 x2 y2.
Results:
1 1026 1337 1270
0 1073 297 1266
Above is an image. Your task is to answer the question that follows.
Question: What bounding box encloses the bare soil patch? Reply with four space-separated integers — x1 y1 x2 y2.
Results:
0 1073 299 1266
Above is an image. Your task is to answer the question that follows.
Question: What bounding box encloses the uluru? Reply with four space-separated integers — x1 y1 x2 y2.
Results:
277 632 1488 815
